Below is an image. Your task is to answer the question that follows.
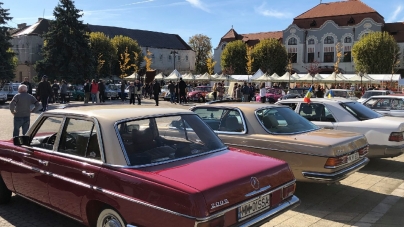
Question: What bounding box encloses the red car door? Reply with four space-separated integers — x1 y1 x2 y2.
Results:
10 116 65 206
47 117 102 220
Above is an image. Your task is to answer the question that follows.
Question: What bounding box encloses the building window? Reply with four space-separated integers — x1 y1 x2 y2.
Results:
288 53 297 63
168 55 172 60
324 52 334 62
288 37 297 45
344 51 352 62
308 39 315 45
160 54 163 60
324 36 334 44
221 44 226 50
178 56 181 61
186 55 188 61
344 37 352 43
151 54 155 59
308 53 315 63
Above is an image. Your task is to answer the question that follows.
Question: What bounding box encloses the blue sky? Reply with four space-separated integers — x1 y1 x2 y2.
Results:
3 0 404 50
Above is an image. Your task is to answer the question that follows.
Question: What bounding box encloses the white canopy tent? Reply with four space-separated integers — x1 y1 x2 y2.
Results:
321 72 346 82
165 69 181 80
197 72 211 80
211 74 228 81
154 72 164 80
296 73 322 82
250 69 265 80
182 73 195 81
345 74 374 82
254 73 273 82
124 72 138 80
274 72 296 82
230 75 251 81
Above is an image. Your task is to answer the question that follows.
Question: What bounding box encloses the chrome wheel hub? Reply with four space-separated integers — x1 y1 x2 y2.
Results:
103 216 122 227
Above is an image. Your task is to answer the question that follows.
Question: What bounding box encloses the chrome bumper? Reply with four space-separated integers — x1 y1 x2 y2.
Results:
368 144 404 158
237 195 300 227
302 157 370 182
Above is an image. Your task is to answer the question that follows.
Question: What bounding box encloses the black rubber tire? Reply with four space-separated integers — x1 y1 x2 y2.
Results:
0 178 11 204
96 208 125 227
198 96 205 103
77 95 83 101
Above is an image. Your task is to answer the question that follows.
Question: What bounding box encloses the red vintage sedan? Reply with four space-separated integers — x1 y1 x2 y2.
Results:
255 88 285 103
0 108 299 227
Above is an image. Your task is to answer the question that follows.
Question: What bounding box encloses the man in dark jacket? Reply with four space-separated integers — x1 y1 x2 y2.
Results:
83 79 90 104
152 79 161 106
36 75 52 111
178 78 187 104
168 81 176 104
21 77 32 94
241 82 250 102
98 79 106 103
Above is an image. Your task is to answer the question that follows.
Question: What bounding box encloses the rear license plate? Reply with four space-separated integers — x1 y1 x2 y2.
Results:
347 152 359 163
238 193 270 221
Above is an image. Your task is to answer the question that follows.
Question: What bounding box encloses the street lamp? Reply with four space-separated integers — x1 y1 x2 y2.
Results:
170 50 178 70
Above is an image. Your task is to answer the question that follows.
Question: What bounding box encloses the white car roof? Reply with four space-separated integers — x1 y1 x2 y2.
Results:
365 95 404 99
277 97 355 104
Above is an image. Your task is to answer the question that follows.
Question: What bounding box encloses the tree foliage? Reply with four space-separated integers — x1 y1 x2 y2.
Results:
206 55 216 75
144 49 153 71
251 38 288 75
221 40 247 75
111 35 142 77
35 0 94 82
188 34 212 74
352 31 400 74
89 32 116 77
0 3 16 81
245 46 254 75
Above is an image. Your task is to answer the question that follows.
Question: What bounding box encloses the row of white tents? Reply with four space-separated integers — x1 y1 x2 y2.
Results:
123 69 400 83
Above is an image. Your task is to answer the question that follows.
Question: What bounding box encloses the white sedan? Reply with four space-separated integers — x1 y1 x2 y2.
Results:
362 95 404 117
276 98 404 158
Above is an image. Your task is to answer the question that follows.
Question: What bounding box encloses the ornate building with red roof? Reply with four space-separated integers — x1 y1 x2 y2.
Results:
214 0 404 75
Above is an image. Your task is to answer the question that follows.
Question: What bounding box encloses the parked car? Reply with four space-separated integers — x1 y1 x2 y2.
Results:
277 98 404 158
0 90 7 104
0 83 19 100
278 87 312 100
159 85 169 100
362 95 404 117
187 86 212 102
1 108 299 227
190 103 369 183
67 85 85 101
324 89 358 101
254 87 285 103
357 90 394 103
105 84 119 100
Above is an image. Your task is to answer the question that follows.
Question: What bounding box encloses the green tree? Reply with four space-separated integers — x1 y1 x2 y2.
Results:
352 31 400 74
251 38 288 75
89 32 116 77
0 3 16 81
35 0 95 82
221 40 247 75
188 34 213 74
111 35 143 77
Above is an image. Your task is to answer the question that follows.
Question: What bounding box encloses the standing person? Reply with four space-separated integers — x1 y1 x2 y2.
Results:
51 79 60 103
127 82 135 105
249 83 255 101
89 79 98 104
232 83 238 100
60 80 68 104
175 82 180 103
36 75 52 111
134 80 142 105
83 79 90 104
10 84 40 137
217 83 225 101
315 85 324 98
212 83 218 101
168 80 176 104
178 78 187 104
98 79 106 103
152 79 161 106
259 82 267 103
21 77 32 95
241 82 250 102
120 81 126 102
235 84 242 101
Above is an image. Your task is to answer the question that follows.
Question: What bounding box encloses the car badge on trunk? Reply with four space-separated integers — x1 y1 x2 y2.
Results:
250 177 260 190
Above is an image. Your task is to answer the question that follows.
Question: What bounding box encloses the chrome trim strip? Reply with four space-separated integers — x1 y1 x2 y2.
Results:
224 142 330 158
16 193 83 224
302 157 369 181
238 195 300 227
245 185 272 197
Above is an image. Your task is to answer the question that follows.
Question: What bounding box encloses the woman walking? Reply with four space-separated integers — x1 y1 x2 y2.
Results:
127 82 135 105
89 79 98 104
259 82 266 103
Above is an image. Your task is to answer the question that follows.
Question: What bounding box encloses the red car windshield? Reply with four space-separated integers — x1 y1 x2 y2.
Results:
194 87 211 92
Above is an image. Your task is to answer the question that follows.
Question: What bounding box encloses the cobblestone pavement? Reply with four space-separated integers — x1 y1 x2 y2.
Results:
0 99 403 227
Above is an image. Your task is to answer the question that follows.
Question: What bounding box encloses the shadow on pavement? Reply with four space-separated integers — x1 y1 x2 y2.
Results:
359 156 404 181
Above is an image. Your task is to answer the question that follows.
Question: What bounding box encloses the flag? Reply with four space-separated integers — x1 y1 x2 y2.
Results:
303 86 313 103
328 90 334 98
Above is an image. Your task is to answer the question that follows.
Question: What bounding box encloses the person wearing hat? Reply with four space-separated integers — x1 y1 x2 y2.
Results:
36 75 52 111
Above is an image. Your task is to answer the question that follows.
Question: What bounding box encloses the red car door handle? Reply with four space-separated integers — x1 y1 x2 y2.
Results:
82 171 95 178
38 160 48 166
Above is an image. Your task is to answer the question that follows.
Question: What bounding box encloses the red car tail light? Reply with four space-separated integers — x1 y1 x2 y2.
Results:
324 156 345 167
358 145 369 156
197 216 225 227
282 183 296 199
389 132 404 142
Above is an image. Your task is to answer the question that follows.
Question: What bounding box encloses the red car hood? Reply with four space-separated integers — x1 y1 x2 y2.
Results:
143 149 294 214
187 91 202 96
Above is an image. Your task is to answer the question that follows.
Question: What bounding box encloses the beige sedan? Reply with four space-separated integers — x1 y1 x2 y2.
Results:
190 103 370 183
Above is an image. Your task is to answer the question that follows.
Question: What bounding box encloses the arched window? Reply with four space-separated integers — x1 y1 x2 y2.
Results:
288 37 297 45
324 36 334 44
221 43 226 50
308 39 315 45
186 55 189 61
344 37 352 43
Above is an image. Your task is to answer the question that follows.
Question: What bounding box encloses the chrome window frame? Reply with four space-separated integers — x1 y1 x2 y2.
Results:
113 112 227 168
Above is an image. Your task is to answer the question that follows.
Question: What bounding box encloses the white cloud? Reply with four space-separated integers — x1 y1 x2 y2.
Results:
255 2 292 19
186 0 210 13
387 5 402 22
